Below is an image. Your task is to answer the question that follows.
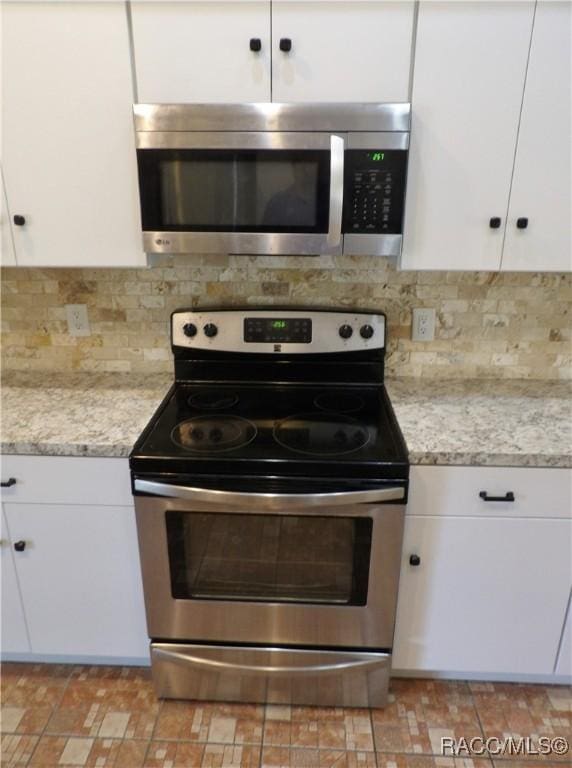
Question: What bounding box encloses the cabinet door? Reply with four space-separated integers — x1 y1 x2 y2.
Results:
2 2 143 267
1 507 31 654
502 2 572 272
131 1 271 102
393 516 572 675
402 1 535 271
272 1 413 103
1 167 16 267
5 504 148 659
555 591 571 676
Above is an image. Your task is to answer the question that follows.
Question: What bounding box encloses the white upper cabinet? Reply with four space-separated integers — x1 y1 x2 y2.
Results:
402 1 535 271
271 1 414 102
2 2 144 268
131 1 272 102
502 1 572 272
1 168 16 267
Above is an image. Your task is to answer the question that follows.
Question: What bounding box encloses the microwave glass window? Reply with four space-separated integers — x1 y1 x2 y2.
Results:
165 511 372 606
138 149 330 233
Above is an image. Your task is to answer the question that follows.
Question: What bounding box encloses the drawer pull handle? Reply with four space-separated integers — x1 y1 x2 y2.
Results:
479 491 515 502
14 540 26 552
409 554 421 566
1 478 16 488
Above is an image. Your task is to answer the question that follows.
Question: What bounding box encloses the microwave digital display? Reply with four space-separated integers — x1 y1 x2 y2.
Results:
244 318 312 343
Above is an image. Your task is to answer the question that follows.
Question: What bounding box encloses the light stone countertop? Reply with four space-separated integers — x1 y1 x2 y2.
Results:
1 372 571 468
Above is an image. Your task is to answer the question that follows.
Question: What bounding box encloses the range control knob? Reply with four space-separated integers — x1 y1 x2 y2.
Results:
203 323 218 338
360 324 374 339
182 322 197 338
339 324 353 339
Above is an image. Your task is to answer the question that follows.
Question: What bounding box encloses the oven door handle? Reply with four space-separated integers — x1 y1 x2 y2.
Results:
133 479 404 509
327 134 344 247
153 645 389 676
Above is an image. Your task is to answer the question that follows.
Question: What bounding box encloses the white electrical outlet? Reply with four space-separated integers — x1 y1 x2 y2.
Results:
412 308 436 342
65 304 91 337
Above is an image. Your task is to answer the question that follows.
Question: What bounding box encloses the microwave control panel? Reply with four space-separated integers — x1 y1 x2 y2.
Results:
343 150 408 235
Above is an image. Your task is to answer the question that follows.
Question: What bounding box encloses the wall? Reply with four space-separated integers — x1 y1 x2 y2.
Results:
1 255 570 379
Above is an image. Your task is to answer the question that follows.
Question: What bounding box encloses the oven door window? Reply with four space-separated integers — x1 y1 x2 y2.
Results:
165 512 372 606
137 149 330 233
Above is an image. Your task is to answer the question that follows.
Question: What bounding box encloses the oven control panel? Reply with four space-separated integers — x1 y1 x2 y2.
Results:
172 310 386 354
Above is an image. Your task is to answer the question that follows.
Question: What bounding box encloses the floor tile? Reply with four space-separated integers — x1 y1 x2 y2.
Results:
470 683 571 762
376 757 493 768
261 746 376 767
372 680 484 755
26 735 149 767
0 733 40 766
263 712 374 751
1 663 71 735
153 700 264 743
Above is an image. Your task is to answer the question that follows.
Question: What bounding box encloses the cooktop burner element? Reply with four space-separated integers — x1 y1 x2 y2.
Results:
274 413 371 456
314 391 365 414
172 415 257 453
188 390 239 410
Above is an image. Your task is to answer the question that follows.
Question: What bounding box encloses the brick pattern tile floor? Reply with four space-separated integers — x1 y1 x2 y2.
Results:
0 664 570 767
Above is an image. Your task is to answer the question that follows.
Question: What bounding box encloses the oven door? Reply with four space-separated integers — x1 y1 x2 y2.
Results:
135 132 345 255
133 481 405 649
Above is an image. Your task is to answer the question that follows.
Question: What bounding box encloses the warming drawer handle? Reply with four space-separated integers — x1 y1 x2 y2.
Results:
327 134 344 247
153 646 388 677
479 491 515 503
133 479 404 509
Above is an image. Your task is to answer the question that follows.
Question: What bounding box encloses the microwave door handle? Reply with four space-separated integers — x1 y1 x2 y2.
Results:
133 479 404 509
327 134 344 246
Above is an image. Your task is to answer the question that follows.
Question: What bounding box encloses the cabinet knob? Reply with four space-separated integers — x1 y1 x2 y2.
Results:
516 217 528 230
14 540 26 552
249 38 262 52
1 477 16 488
489 217 501 229
409 554 421 566
279 38 292 52
13 215 26 226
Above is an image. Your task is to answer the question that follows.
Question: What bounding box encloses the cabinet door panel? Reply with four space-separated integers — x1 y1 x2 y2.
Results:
393 516 572 675
555 593 571 676
132 1 271 102
2 2 143 267
1 508 30 654
272 1 413 102
5 504 148 659
502 1 572 272
402 1 534 271
1 168 16 267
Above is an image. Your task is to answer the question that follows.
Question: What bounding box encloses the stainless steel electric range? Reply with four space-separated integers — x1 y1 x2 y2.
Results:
130 308 409 707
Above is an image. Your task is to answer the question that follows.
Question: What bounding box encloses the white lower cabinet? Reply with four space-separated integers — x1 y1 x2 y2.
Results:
0 457 148 661
393 466 572 677
1 508 30 653
555 594 572 677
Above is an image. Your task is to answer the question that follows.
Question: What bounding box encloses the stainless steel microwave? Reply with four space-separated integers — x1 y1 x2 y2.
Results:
133 103 410 257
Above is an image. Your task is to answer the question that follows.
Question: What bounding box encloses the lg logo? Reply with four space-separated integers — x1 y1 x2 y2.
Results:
155 238 171 246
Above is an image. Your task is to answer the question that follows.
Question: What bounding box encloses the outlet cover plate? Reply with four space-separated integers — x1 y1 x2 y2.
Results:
65 304 91 337
412 308 436 342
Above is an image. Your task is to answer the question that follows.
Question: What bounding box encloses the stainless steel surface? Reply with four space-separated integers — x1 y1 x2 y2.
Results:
327 135 344 246
150 643 390 706
344 233 403 257
171 309 386 354
134 479 405 509
143 231 342 257
347 132 410 150
136 130 339 151
134 494 405 648
134 102 411 133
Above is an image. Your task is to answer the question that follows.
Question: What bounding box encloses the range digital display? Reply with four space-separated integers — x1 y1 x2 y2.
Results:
244 317 312 343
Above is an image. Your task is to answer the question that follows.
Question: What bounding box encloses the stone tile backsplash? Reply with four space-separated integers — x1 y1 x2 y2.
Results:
1 255 570 379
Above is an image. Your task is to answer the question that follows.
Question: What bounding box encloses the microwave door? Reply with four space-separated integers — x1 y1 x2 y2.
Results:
135 132 346 256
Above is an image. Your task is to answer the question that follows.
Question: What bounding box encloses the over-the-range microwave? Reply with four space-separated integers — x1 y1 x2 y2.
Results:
133 103 410 257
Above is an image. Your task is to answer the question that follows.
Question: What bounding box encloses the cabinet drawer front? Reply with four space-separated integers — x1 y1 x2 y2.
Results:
1 456 132 506
409 466 572 519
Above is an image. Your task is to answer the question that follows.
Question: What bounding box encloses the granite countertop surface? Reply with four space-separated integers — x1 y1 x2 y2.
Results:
1 371 571 468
